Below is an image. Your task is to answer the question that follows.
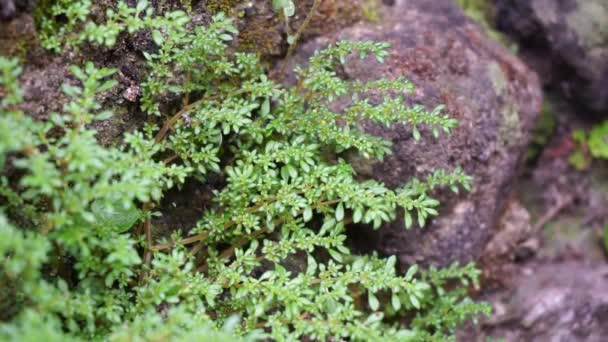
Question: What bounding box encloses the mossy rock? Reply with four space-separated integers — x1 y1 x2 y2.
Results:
0 13 38 58
283 0 542 267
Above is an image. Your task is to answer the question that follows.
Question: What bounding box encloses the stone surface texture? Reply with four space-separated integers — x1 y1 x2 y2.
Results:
284 0 542 267
462 262 608 342
496 0 608 113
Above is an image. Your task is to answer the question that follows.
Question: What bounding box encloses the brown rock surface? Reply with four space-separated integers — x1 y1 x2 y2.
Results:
284 0 543 267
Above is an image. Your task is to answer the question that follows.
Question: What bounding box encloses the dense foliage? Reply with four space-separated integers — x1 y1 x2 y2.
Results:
1 1 490 340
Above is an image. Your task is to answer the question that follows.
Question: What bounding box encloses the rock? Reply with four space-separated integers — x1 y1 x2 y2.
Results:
283 0 542 267
495 0 608 113
0 0 33 20
468 263 608 341
0 0 15 19
0 12 37 57
483 200 533 260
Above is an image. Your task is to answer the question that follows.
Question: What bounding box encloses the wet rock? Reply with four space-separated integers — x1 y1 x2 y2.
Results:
471 263 608 341
0 0 33 20
284 0 542 267
0 0 15 19
495 0 608 113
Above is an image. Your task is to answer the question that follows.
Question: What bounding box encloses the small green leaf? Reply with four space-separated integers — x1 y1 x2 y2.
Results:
335 203 344 221
368 293 379 311
97 110 113 120
328 249 343 262
417 212 426 228
283 0 296 17
303 207 313 222
353 207 362 223
405 265 418 280
136 0 148 12
272 0 288 10
152 30 163 46
391 294 401 311
404 211 413 229
69 66 86 81
412 127 421 141
306 254 317 275
220 33 233 41
410 295 420 309
261 98 270 115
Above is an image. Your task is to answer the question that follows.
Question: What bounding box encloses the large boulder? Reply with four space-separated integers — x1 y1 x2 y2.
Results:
495 0 608 113
283 0 542 267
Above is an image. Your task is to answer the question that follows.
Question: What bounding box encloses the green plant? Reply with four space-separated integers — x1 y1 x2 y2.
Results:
273 0 316 49
527 100 556 162
1 1 490 340
35 0 93 52
569 129 591 171
568 121 608 170
36 0 189 52
588 121 608 159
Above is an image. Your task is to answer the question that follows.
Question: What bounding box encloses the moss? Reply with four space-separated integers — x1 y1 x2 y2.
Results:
500 103 522 147
206 0 240 14
361 0 381 23
236 0 363 57
0 14 38 58
487 62 508 95
236 15 284 56
485 60 524 147
303 0 362 38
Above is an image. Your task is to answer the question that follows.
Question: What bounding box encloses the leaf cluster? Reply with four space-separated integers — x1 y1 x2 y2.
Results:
1 2 490 340
569 121 608 170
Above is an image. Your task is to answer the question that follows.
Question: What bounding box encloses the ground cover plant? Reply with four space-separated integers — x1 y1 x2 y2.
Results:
0 1 490 340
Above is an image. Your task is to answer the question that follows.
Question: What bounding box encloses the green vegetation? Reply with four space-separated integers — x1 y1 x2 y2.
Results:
361 0 381 23
527 101 556 161
1 1 490 340
588 121 608 159
569 121 608 170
